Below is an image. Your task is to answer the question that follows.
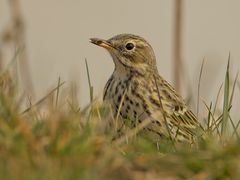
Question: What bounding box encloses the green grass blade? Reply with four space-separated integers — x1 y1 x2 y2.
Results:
229 71 238 106
55 77 61 107
221 54 230 136
213 83 223 117
229 116 240 140
85 58 93 103
197 58 205 118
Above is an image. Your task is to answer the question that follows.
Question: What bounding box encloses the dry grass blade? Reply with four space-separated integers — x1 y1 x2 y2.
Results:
173 0 183 91
55 77 61 107
229 116 240 140
110 87 127 134
115 88 127 121
207 102 212 131
197 58 205 118
153 75 175 145
230 118 240 140
112 116 153 146
212 83 223 117
202 100 220 136
21 81 65 114
8 0 34 96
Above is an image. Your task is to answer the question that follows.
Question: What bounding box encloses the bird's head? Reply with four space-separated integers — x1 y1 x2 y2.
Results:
90 34 157 75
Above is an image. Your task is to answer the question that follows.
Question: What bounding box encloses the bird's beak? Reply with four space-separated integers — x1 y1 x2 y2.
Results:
89 38 113 49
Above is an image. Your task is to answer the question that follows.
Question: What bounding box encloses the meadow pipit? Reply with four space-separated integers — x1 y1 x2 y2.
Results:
90 34 203 143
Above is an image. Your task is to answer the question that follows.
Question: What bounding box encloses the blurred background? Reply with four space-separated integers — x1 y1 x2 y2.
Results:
0 0 239 118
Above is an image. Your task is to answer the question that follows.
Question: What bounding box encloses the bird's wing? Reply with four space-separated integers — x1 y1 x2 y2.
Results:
170 108 203 139
146 76 203 141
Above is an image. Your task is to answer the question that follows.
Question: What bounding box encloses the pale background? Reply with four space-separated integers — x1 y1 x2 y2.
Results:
0 0 240 118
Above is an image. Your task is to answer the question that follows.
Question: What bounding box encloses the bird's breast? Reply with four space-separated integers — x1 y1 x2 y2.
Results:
103 73 148 125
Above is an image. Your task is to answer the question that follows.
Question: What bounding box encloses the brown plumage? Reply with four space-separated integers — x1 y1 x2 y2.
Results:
90 34 203 143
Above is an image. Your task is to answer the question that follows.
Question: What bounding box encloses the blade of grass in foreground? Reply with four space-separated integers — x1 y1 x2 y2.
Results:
221 54 230 136
85 58 93 103
21 81 65 114
212 84 223 118
197 58 205 118
229 71 238 106
55 77 61 107
229 116 240 140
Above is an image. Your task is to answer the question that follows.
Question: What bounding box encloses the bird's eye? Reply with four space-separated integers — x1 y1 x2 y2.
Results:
125 43 135 50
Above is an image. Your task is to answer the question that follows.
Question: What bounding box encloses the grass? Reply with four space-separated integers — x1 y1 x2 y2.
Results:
2 1 238 178
0 59 240 180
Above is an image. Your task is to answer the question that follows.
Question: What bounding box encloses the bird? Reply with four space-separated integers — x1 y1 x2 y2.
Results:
90 34 203 143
